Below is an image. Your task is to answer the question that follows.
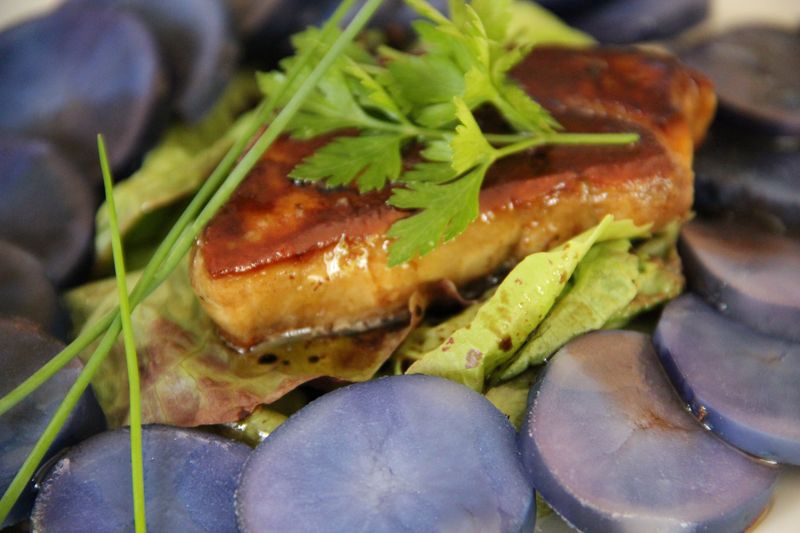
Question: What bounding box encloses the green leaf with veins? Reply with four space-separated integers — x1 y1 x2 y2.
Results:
276 0 635 264
289 134 404 191
386 54 465 107
495 239 640 381
471 0 512 42
345 60 406 122
450 98 494 173
387 163 486 265
403 162 458 184
406 217 651 391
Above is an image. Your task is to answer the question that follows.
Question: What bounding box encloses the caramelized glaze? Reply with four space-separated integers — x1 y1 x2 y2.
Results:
192 46 715 349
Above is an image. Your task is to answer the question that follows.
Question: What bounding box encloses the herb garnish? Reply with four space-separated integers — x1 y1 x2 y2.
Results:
263 0 638 265
0 0 381 521
0 0 637 522
99 135 147 533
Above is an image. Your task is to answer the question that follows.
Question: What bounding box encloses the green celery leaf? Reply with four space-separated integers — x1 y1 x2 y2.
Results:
94 73 260 266
290 134 404 192
387 163 486 265
496 239 640 381
406 216 650 391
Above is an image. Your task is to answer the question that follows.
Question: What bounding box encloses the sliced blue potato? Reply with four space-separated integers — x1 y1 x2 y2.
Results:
535 0 604 16
680 25 800 135
572 0 709 43
0 241 67 339
32 426 250 532
655 294 800 465
679 218 800 342
0 137 94 286
1 319 105 527
0 4 166 179
77 0 239 121
694 127 800 233
520 331 778 532
231 0 449 62
237 375 534 533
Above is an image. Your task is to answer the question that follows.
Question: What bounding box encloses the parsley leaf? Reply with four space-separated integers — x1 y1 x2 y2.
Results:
450 97 493 173
265 0 636 264
290 134 404 191
387 163 486 265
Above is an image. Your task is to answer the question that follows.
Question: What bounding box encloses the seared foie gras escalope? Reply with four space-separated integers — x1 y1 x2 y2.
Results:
191 46 715 350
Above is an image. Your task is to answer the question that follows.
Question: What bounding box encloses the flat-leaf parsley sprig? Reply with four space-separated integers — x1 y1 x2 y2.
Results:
0 0 383 522
262 0 638 266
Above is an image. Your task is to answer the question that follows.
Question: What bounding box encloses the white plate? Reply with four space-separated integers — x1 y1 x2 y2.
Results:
2 1 798 531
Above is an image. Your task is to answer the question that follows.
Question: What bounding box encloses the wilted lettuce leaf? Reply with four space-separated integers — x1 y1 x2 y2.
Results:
406 216 650 391
215 406 288 447
391 301 482 372
495 239 640 381
69 260 423 427
484 368 539 430
605 222 684 328
94 72 260 267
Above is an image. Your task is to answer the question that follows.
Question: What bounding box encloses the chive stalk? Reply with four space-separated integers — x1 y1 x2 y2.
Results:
99 134 147 533
0 0 359 422
0 0 384 522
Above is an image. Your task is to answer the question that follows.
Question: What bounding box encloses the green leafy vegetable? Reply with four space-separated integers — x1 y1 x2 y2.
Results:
506 1 594 48
98 135 147 533
484 368 539 430
0 0 382 521
496 239 640 380
264 0 638 265
69 261 425 427
290 133 404 191
406 216 650 391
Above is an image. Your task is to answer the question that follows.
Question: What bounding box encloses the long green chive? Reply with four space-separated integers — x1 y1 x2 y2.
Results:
0 0 359 421
0 0 384 522
98 134 147 533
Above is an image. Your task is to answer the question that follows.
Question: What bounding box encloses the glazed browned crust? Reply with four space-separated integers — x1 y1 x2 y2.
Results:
191 46 715 349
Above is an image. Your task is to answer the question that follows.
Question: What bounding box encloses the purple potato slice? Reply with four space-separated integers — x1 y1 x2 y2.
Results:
679 218 800 342
520 330 778 532
654 294 800 465
229 0 448 62
572 0 709 43
237 375 534 533
694 126 800 233
31 426 250 532
1 319 105 527
536 0 607 16
0 4 166 180
680 25 800 136
0 240 67 338
77 0 239 121
0 137 94 286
